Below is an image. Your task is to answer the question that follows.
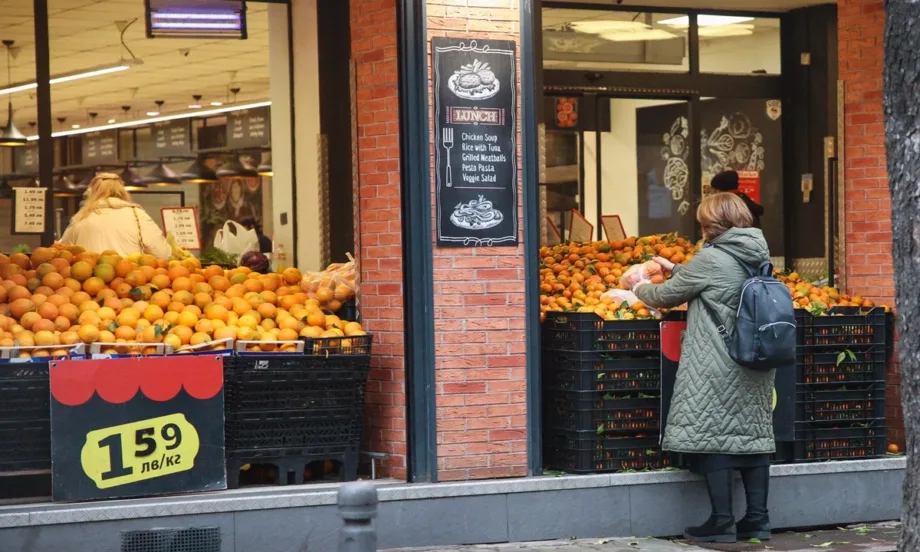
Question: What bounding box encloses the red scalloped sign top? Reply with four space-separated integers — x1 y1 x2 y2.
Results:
50 356 223 406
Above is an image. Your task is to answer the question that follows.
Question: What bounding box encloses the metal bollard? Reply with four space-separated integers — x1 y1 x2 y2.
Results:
337 481 379 552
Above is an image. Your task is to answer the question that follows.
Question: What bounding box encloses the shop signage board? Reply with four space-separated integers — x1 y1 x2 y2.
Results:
601 215 626 242
161 207 202 250
660 320 795 443
737 170 761 203
82 130 119 165
11 187 46 235
14 143 39 173
50 356 226 502
568 209 593 243
226 106 271 149
152 120 191 157
433 37 518 246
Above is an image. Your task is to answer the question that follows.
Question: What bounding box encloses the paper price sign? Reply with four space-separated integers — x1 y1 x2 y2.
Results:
161 207 202 250
12 187 47 235
81 413 199 489
50 356 226 502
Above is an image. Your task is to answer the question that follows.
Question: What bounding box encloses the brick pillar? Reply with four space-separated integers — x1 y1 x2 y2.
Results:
351 0 408 479
427 1 529 481
838 0 902 446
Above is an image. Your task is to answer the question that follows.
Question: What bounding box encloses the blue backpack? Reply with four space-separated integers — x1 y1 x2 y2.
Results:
704 244 796 372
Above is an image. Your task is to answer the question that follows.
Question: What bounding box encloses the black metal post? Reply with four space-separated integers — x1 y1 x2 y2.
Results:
337 482 378 552
33 0 54 245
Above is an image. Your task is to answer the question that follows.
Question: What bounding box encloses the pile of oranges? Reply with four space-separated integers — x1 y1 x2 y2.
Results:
775 271 885 314
0 244 366 359
539 234 695 321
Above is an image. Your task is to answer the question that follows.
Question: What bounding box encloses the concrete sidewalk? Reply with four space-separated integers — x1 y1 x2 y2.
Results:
384 522 899 552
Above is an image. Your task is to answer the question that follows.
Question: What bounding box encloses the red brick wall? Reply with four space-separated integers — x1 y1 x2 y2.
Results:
351 0 408 479
838 0 902 446
427 0 529 481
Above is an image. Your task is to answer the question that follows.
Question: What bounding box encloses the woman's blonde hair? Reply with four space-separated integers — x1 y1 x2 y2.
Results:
73 172 137 221
696 191 753 240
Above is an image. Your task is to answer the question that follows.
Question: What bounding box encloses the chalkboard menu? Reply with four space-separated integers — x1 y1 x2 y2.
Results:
15 144 39 173
227 107 270 149
433 38 518 246
152 120 191 157
82 130 119 165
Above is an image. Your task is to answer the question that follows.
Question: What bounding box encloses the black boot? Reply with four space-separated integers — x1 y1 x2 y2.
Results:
684 470 737 543
737 466 771 540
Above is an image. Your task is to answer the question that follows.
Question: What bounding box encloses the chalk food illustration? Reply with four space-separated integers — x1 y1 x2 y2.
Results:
448 59 500 101
450 195 504 230
442 127 454 187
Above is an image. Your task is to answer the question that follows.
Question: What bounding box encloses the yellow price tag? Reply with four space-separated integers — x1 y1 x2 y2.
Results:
772 388 777 411
80 413 200 489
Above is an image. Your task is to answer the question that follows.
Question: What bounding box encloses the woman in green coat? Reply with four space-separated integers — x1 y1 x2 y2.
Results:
632 192 776 544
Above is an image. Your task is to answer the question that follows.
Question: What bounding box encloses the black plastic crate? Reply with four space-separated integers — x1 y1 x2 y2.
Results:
795 348 886 385
0 363 50 422
795 385 885 423
544 430 667 473
542 351 660 392
796 307 890 351
542 312 660 354
225 408 362 453
792 423 887 461
223 355 371 414
300 334 373 356
0 420 51 472
545 390 660 433
225 447 360 488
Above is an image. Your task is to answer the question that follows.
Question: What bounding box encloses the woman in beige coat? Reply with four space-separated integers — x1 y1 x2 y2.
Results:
59 173 172 259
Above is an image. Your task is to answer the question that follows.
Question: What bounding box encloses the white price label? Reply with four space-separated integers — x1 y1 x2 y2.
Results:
161 208 201 250
13 188 46 234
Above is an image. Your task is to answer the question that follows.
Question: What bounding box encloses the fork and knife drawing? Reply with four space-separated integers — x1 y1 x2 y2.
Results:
442 127 454 187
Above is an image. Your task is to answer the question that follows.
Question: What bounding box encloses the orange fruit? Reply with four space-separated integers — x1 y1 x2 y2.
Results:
209 275 231 292
177 311 199 328
889 444 900 454
10 298 37 319
82 277 105 296
277 328 299 342
306 310 326 328
344 322 364 336
243 279 264 294
214 326 237 341
150 291 171 310
167 301 186 313
8 285 30 302
182 305 202 317
282 268 302 285
170 325 194 344
37 302 59 320
171 276 192 292
93 264 115 283
204 304 229 323
194 292 212 309
19 312 41 330
300 325 323 338
164 311 180 326
190 332 211 346
59 303 80 323
236 326 258 342
144 305 165 324
70 261 93 282
194 319 214 335
42 272 65 290
114 325 136 341
163 333 182 350
60 331 80 345
78 325 100 344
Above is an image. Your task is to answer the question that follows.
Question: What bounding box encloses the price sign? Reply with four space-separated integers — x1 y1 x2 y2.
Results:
737 170 761 203
12 187 47 235
568 209 594 243
601 215 626 243
161 207 202 250
50 356 226 502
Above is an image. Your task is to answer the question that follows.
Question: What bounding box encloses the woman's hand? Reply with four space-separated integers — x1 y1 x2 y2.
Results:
652 256 675 273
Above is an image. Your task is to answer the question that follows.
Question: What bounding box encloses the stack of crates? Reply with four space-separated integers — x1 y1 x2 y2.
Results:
542 312 667 473
791 307 890 461
0 362 51 473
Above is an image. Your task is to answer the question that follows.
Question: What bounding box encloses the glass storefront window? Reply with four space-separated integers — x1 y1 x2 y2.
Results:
698 16 781 75
542 8 689 73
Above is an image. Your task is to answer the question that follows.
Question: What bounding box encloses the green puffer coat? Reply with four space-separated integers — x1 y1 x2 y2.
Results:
634 227 776 454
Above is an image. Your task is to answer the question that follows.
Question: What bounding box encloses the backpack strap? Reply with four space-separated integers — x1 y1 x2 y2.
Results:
705 243 759 278
702 297 732 347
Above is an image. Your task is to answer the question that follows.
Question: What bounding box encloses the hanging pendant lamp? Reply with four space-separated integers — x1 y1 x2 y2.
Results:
53 172 87 198
0 41 27 147
120 165 146 191
180 153 218 184
216 154 256 178
142 162 180 186
257 153 272 176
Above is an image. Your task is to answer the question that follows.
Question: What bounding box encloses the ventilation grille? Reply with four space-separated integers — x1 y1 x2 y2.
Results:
120 526 221 552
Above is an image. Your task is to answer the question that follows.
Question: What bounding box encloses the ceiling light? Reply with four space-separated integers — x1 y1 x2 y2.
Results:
25 101 272 139
108 119 116 124
72 124 80 129
147 1 246 39
0 59 142 97
189 94 202 109
210 101 223 107
600 29 676 42
181 154 218 184
570 20 649 35
53 172 88 198
1 41 26 147
216 155 257 178
699 25 755 38
257 154 272 176
120 166 146 191
141 162 180 186
659 15 754 27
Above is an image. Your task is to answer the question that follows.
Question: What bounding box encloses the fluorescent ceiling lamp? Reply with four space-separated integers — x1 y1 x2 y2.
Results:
600 29 676 42
146 0 246 39
146 110 160 116
699 25 754 37
0 60 141 97
659 15 754 27
25 101 272 140
571 20 648 35
210 101 223 106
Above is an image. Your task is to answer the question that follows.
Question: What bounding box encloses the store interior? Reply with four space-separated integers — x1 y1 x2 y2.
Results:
0 0 354 268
